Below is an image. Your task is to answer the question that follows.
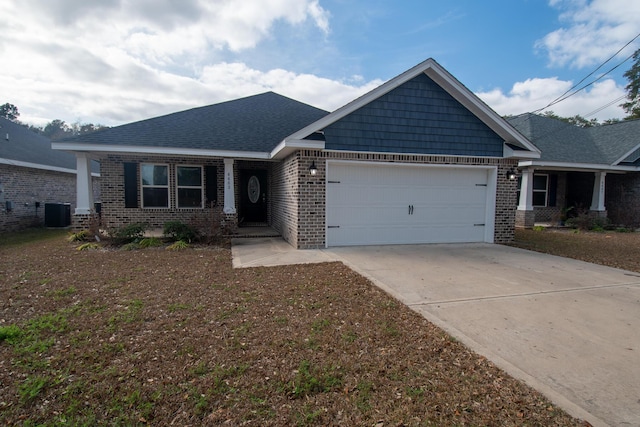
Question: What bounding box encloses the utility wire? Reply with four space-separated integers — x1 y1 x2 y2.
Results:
531 31 640 114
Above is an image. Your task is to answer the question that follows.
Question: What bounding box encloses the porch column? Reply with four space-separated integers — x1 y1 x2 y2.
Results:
223 158 236 214
516 167 535 228
75 153 94 215
590 171 606 212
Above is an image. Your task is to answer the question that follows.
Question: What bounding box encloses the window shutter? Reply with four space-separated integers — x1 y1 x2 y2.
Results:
124 162 138 208
205 166 218 206
548 174 558 207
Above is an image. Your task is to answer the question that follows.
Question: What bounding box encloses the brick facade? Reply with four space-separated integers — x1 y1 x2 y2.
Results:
0 164 100 233
97 155 231 234
272 150 519 249
95 151 521 248
607 173 640 228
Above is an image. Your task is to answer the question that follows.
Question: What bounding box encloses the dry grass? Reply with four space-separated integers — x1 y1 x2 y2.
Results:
0 230 585 426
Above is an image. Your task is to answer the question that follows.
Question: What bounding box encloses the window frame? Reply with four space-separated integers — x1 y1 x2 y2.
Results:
175 164 204 209
532 173 549 207
140 163 170 209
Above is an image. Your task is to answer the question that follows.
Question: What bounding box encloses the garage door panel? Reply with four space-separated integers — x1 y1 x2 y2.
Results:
326 162 494 247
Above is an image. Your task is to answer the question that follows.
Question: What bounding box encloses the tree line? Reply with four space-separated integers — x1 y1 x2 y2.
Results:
0 103 108 139
2 48 640 133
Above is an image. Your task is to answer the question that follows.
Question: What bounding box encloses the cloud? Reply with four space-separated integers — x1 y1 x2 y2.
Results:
538 0 640 68
476 77 626 120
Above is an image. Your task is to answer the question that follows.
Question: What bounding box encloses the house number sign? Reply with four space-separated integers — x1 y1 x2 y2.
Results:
248 176 260 204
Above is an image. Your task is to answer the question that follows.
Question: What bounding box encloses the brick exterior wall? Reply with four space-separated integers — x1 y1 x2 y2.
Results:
274 150 519 249
271 154 300 246
0 164 100 233
606 173 640 228
97 155 232 234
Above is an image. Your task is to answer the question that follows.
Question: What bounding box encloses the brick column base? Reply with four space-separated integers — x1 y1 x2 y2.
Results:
588 210 607 219
72 213 102 233
515 210 535 228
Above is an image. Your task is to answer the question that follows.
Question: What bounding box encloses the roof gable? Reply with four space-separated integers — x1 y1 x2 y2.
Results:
508 114 640 167
323 73 504 156
57 92 329 156
280 58 539 157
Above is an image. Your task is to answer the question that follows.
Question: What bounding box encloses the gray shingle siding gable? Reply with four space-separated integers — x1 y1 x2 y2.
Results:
323 73 504 157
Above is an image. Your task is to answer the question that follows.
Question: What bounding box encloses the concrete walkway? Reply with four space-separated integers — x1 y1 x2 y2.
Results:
231 238 640 427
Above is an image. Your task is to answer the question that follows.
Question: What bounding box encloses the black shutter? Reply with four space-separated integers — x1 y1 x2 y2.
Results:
548 174 558 207
205 166 218 206
124 162 138 208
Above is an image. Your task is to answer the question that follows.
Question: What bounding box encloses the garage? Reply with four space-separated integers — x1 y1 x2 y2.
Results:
325 161 497 247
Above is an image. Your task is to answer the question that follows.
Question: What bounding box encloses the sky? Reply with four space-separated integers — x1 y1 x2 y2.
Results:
1 0 639 128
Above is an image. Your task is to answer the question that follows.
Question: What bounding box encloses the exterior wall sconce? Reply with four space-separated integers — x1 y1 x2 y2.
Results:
506 169 517 181
309 161 318 176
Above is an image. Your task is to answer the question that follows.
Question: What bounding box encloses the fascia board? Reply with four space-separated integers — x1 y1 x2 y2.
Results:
52 142 270 160
518 160 639 172
503 144 540 159
0 157 77 174
270 139 325 159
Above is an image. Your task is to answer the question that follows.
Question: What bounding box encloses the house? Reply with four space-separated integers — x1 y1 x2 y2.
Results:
53 58 540 248
508 114 640 228
0 117 100 233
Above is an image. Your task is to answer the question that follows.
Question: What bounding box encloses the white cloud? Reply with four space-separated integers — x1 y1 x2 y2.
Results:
538 0 640 68
476 77 626 120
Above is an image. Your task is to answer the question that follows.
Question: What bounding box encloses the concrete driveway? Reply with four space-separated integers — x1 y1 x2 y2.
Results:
232 239 640 426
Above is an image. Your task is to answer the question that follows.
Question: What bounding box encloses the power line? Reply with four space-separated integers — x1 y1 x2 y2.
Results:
584 95 626 118
531 31 640 114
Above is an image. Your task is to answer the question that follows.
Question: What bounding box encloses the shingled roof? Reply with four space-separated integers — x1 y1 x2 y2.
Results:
507 113 640 166
0 117 77 171
59 92 329 154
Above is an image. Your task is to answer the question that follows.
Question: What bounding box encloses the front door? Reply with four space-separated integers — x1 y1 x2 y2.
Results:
239 169 267 225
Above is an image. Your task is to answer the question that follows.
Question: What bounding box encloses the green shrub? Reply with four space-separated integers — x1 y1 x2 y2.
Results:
139 237 163 248
163 221 198 242
67 230 90 242
166 240 189 251
110 223 148 243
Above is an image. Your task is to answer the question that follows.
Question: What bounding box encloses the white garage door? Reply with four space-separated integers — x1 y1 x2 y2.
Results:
326 161 496 247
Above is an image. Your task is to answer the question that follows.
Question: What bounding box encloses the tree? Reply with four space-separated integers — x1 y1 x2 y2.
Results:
0 103 20 121
43 119 71 139
622 48 640 120
542 111 599 127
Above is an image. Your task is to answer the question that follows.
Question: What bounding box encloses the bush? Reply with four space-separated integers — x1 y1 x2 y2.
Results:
109 222 148 243
163 221 198 243
564 211 608 231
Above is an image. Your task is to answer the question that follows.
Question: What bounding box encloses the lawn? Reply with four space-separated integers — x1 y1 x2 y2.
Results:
0 230 586 426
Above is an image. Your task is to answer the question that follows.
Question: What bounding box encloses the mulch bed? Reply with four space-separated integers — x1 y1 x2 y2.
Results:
0 231 586 426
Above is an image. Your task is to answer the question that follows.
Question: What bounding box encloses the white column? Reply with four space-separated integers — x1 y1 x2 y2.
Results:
517 168 534 211
223 158 236 214
590 171 606 211
75 153 94 214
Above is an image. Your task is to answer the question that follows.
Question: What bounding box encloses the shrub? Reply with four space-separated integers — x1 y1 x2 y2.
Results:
110 222 148 243
166 240 189 251
139 237 163 248
67 230 90 242
163 221 198 243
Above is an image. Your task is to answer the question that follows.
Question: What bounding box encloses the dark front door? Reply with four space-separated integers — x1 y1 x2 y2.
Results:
239 169 267 224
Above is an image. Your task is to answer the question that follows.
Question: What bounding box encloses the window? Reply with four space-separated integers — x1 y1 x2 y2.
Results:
141 164 169 208
176 165 203 208
532 174 548 207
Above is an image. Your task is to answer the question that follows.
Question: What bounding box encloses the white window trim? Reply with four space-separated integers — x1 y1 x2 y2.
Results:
532 173 548 207
141 163 170 209
176 164 204 209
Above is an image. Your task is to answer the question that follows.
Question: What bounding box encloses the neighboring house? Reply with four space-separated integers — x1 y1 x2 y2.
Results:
53 58 540 248
0 117 100 233
508 114 640 228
